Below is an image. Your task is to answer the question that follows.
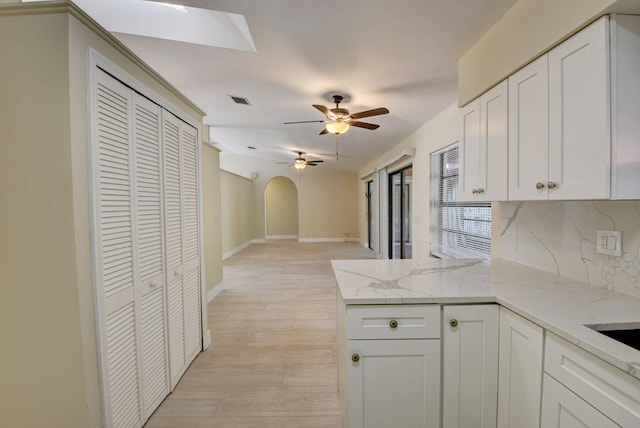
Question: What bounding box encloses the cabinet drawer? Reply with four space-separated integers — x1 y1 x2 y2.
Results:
346 305 440 339
545 332 640 427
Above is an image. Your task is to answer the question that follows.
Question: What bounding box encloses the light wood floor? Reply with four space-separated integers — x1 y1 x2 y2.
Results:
145 240 374 427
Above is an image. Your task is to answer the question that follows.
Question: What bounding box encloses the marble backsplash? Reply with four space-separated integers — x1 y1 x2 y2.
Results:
494 201 640 299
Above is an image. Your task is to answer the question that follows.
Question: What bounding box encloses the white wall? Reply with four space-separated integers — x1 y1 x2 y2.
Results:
357 102 459 259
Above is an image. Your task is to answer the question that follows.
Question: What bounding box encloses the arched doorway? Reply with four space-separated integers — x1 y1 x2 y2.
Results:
265 176 299 239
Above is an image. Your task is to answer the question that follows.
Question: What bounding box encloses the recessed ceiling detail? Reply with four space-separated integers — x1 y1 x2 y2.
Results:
22 0 256 52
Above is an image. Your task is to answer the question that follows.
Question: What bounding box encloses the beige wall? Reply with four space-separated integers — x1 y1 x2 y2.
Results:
220 170 254 256
458 0 640 105
357 102 460 258
0 12 90 428
220 154 359 243
202 143 223 293
265 177 299 237
1 4 206 427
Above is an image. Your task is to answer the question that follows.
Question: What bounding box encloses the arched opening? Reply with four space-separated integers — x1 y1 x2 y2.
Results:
265 176 299 239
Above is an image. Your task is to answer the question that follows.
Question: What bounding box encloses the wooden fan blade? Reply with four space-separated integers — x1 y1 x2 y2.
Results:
283 120 325 125
313 104 330 115
319 128 329 135
350 121 380 130
349 107 389 119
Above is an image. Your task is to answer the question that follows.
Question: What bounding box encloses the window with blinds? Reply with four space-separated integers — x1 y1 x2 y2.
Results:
431 145 491 259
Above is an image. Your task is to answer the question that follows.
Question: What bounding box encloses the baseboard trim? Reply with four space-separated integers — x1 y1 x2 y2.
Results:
265 235 298 240
223 241 252 260
298 237 361 243
207 281 225 303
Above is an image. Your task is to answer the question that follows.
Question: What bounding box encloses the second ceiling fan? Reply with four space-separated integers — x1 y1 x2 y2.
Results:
284 95 389 135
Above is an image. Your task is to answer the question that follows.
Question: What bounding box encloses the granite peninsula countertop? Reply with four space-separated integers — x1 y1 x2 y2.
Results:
332 257 640 381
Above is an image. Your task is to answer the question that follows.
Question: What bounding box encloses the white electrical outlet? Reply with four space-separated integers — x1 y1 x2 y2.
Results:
596 230 622 256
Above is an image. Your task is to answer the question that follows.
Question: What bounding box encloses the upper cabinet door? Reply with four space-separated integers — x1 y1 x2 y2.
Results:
508 55 549 201
459 98 481 201
548 16 610 200
480 81 508 201
459 81 508 202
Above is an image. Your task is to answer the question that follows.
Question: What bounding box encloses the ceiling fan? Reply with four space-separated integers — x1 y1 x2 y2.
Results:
284 95 389 135
276 151 324 170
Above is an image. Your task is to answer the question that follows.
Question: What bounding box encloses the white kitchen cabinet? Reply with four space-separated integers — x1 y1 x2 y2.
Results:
544 332 640 427
507 54 549 201
548 16 610 200
509 15 640 201
347 339 440 428
497 307 544 428
509 18 607 201
541 374 620 427
442 305 499 428
339 304 441 428
459 81 508 201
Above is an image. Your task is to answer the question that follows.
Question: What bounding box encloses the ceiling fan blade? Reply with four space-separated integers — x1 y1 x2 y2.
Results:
276 162 293 165
350 121 380 130
306 160 324 165
349 107 389 120
313 104 330 116
319 128 329 135
306 163 318 166
283 120 325 125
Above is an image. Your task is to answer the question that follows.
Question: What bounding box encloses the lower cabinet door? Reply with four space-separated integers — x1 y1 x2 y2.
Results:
442 304 499 428
497 308 544 428
541 374 620 427
346 339 440 428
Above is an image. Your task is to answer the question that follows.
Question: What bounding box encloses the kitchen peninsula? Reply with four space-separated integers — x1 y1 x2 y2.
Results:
334 257 640 428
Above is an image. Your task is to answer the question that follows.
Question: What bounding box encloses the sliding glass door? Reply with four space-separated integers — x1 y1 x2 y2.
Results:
389 165 412 259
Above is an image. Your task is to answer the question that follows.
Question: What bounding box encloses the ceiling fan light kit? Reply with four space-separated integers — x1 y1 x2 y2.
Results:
284 94 389 136
325 121 350 135
277 151 324 170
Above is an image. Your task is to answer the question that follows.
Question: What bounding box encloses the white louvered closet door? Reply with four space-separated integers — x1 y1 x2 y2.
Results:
94 70 142 428
180 122 202 364
163 112 202 388
131 92 170 417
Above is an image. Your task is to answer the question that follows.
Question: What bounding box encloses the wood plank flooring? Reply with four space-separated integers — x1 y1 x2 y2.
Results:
145 241 373 427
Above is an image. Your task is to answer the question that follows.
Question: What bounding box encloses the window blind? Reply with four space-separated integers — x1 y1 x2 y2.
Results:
431 145 491 259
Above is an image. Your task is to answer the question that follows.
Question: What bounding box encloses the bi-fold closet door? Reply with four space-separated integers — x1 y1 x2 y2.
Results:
92 68 201 428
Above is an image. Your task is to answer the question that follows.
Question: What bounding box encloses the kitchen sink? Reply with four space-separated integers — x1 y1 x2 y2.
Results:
586 322 640 352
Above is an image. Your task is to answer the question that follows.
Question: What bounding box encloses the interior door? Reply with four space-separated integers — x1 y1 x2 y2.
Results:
94 69 142 428
389 165 412 259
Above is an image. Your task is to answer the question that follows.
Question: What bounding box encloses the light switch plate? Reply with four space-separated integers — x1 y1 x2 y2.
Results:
596 230 622 256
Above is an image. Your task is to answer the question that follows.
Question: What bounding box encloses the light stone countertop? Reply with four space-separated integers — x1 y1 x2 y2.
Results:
332 257 640 381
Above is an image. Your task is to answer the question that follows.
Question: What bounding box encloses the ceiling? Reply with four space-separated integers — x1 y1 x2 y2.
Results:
109 0 519 171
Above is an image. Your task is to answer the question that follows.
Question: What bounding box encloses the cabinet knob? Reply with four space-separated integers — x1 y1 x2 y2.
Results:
389 319 398 329
476 188 484 194
536 182 546 190
449 319 459 328
472 188 478 194
547 181 557 190
351 354 360 363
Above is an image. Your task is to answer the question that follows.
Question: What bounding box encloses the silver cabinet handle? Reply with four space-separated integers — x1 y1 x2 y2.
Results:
547 181 557 189
476 188 484 194
536 182 545 190
352 354 360 363
389 319 398 329
450 319 459 328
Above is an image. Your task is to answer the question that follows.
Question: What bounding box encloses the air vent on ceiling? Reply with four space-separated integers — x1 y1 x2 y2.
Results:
229 95 251 105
